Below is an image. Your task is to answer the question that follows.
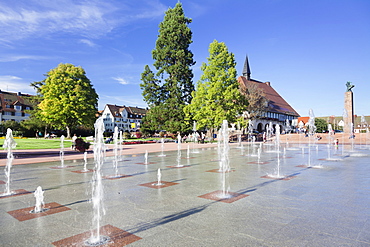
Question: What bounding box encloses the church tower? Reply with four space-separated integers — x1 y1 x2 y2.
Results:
242 55 251 80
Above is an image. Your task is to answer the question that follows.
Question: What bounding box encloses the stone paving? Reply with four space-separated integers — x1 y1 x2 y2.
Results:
0 138 369 246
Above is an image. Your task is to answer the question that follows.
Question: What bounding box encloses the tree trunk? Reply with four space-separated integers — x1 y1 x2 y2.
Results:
66 126 71 139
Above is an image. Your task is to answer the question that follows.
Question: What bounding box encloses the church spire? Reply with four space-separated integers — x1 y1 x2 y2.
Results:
242 55 251 80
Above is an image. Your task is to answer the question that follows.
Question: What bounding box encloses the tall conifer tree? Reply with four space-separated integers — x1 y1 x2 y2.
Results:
140 2 195 134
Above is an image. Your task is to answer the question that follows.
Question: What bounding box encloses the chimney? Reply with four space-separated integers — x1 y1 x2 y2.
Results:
265 81 271 86
17 92 21 96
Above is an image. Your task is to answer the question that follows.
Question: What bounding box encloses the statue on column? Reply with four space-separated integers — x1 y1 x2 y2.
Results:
346 81 354 92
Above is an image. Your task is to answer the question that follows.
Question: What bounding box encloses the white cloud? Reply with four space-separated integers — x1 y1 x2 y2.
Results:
0 55 52 62
0 75 36 94
112 77 129 85
0 0 167 43
79 39 97 47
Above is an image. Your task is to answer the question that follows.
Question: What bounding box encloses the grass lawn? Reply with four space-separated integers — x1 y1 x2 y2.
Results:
0 137 163 150
0 138 73 150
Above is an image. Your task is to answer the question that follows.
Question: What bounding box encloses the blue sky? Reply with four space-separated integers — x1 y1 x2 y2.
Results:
1 0 369 117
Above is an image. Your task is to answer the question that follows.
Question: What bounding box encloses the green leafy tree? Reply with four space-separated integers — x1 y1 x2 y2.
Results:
37 63 98 138
184 40 247 134
315 118 328 133
140 2 195 134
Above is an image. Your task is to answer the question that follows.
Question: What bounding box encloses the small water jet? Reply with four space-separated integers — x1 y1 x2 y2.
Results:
152 168 164 186
30 186 48 214
1 128 17 197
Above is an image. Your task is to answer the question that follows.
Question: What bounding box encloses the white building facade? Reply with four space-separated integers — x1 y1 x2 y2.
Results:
101 104 146 133
0 90 33 122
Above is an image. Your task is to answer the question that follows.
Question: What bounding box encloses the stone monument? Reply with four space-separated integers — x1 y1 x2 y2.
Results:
344 81 354 134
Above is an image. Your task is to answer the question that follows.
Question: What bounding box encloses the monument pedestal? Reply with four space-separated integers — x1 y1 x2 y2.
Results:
344 91 354 134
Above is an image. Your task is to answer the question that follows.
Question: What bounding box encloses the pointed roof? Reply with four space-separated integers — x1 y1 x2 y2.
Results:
242 55 251 79
238 76 300 117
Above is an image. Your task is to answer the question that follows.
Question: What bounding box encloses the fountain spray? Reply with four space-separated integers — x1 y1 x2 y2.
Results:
86 118 109 246
2 128 17 196
33 186 45 213
60 135 65 167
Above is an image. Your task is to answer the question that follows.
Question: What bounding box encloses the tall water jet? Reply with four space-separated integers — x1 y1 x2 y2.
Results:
83 151 88 172
306 109 321 167
144 150 148 165
360 115 367 148
219 120 230 172
174 133 183 167
119 130 123 159
2 128 17 196
275 125 282 177
60 135 65 167
327 124 333 159
112 126 119 176
158 138 166 157
85 117 110 246
236 122 243 148
192 121 199 153
218 120 231 198
342 109 348 155
31 186 45 213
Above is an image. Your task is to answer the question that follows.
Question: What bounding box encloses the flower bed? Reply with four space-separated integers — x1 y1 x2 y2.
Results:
122 140 156 145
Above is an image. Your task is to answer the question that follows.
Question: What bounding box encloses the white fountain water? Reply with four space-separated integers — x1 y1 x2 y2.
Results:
85 117 110 246
144 150 148 165
32 186 45 213
342 108 348 156
218 120 230 173
112 126 119 176
306 109 322 168
327 124 333 160
268 125 284 178
187 145 190 159
176 134 183 167
2 128 17 196
158 138 166 157
218 120 231 198
257 147 262 164
236 122 243 149
83 151 88 171
119 130 123 160
360 115 366 148
153 168 163 186
192 121 200 153
60 135 65 167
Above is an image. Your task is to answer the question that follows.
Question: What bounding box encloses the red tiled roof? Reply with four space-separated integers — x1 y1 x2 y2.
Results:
298 117 310 124
105 104 147 118
238 76 300 117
